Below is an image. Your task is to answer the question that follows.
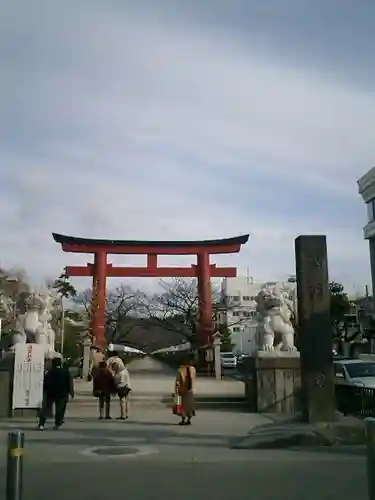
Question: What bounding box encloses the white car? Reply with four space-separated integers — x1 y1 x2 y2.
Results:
220 352 237 369
334 359 375 388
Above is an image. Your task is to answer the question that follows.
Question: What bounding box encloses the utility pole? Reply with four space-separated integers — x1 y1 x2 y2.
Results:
60 297 65 357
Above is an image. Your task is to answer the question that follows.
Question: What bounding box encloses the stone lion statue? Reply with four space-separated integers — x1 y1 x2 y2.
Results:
255 283 297 352
11 288 60 358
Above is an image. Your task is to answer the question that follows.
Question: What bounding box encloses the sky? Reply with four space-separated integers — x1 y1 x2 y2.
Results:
0 0 374 295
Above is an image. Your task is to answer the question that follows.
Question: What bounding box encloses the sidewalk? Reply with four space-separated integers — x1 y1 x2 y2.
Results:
72 357 247 409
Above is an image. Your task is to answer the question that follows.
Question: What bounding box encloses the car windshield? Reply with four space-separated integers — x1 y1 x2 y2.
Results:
221 353 234 358
346 362 375 378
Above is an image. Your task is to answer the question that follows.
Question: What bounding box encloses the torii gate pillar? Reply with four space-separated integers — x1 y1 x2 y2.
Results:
91 250 107 349
197 252 213 346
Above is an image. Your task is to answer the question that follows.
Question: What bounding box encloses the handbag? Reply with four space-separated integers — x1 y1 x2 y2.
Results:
123 385 131 397
118 385 131 398
173 394 184 416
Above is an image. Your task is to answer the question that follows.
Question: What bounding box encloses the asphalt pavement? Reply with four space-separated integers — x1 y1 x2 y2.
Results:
0 407 368 500
222 367 244 379
0 357 368 499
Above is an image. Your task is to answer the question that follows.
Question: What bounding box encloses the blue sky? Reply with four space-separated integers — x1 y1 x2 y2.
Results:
0 0 374 294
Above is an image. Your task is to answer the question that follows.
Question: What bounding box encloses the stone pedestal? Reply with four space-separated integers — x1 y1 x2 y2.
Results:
0 355 13 418
253 351 301 413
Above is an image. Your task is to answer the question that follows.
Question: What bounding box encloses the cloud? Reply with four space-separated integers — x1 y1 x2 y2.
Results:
0 0 373 294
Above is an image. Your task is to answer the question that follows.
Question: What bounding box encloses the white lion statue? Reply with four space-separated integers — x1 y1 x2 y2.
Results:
11 288 60 358
255 283 297 352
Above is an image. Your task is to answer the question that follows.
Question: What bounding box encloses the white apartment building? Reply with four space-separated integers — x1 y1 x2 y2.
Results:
219 276 297 355
358 166 375 295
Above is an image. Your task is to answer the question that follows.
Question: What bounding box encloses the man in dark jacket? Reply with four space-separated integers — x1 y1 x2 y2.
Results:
38 357 74 430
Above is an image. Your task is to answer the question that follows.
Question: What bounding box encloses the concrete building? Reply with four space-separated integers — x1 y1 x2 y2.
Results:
358 166 375 294
218 277 297 355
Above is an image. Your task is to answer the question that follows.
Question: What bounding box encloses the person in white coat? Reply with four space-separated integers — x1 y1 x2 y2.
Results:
106 352 125 372
112 362 131 420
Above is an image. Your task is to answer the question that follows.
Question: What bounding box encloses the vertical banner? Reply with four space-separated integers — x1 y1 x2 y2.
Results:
12 344 45 409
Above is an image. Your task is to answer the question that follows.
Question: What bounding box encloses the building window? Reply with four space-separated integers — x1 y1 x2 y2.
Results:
233 327 240 332
232 311 240 316
243 295 250 301
367 199 375 222
233 295 240 301
243 311 255 318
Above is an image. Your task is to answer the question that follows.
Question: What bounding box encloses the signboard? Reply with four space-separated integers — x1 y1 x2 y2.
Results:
12 344 45 409
205 349 213 362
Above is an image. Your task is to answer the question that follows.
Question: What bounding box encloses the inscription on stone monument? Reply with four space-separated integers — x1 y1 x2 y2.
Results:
308 283 323 302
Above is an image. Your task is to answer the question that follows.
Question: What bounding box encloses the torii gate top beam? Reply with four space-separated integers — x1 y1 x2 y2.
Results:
52 233 249 255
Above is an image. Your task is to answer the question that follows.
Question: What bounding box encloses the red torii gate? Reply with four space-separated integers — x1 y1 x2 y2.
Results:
52 233 249 349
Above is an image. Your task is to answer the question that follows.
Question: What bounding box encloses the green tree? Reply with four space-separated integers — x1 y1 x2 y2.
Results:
62 310 87 363
329 281 357 355
329 281 351 335
218 325 233 352
51 273 77 299
49 273 79 355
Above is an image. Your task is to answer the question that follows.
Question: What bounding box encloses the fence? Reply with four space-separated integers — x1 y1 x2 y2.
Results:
336 384 375 418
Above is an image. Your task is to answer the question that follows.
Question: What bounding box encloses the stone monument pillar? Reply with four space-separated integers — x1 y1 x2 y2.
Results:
213 334 222 380
82 337 92 379
295 235 335 423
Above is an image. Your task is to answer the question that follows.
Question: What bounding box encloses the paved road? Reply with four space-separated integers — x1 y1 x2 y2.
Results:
222 367 243 379
127 356 176 375
0 357 368 499
0 407 367 500
73 356 246 411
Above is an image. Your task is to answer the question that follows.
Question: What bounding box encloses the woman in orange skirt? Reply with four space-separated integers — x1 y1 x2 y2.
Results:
174 355 196 425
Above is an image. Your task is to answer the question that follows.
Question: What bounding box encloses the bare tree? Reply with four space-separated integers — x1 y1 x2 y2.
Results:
105 284 146 343
144 278 243 347
73 284 145 343
0 268 30 336
73 289 93 316
145 278 200 345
